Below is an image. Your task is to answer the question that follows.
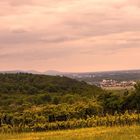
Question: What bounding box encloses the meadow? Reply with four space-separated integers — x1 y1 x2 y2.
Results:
0 125 140 140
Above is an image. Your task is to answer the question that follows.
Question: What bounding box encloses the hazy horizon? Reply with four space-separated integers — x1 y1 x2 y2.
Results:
1 0 140 72
1 68 140 73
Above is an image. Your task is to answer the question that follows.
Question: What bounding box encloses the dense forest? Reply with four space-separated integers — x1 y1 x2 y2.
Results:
0 73 140 132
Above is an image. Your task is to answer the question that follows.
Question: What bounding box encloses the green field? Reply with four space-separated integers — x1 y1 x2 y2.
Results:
0 125 140 140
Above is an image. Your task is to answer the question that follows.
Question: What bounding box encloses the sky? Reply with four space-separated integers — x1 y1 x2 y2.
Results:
0 0 140 72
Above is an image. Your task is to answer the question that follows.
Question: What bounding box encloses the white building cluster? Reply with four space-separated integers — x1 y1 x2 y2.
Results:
100 79 136 88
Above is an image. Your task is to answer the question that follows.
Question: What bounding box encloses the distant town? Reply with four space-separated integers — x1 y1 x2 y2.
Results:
99 79 136 88
63 70 140 89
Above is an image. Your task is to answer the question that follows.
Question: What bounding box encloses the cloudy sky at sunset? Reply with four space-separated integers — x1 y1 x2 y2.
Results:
0 0 140 72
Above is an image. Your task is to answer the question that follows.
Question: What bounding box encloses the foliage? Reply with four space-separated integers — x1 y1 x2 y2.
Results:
0 73 102 96
0 111 139 132
0 73 140 132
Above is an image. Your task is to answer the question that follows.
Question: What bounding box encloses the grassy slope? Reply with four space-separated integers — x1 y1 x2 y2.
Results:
0 125 140 140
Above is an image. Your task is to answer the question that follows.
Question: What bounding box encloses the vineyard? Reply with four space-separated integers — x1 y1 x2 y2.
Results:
0 111 140 132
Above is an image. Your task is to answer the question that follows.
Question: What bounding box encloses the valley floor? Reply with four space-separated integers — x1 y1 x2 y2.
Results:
0 125 140 140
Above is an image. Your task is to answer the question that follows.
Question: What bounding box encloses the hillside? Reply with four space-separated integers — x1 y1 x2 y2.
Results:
0 73 102 95
0 73 104 112
0 73 140 132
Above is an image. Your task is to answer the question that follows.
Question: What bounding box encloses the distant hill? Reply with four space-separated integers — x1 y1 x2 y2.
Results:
44 70 63 75
1 69 140 85
0 70 64 75
0 70 42 75
0 73 102 96
64 70 140 85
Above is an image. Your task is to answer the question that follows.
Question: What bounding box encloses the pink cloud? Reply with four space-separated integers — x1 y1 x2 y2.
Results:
0 0 140 72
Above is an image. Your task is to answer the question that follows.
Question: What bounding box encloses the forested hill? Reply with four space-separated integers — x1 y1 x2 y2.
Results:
0 73 102 96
